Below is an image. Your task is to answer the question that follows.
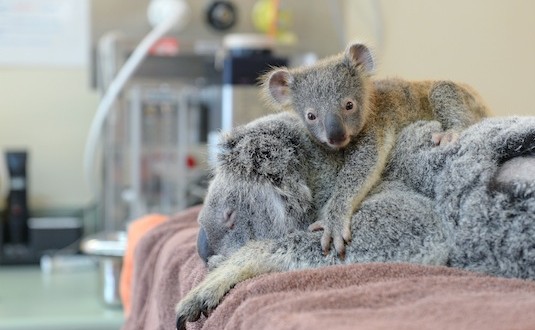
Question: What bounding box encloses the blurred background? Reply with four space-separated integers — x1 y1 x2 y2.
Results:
0 0 534 219
0 0 533 328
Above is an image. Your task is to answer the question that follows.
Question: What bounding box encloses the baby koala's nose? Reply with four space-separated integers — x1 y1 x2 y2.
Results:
325 113 347 146
329 134 348 145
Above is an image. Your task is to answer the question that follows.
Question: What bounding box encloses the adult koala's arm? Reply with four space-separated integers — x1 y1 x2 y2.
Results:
175 240 287 330
176 179 448 330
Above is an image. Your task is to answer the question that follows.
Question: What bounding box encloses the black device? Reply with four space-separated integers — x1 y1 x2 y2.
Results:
4 150 29 244
219 38 287 131
222 47 286 85
1 150 83 265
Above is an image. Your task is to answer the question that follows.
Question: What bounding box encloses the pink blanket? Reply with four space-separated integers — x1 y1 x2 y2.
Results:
123 206 535 330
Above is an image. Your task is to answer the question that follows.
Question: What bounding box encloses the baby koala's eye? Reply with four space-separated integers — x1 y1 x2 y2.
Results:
345 101 354 110
307 112 317 121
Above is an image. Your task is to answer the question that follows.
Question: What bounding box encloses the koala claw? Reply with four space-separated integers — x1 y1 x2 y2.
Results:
175 301 201 330
308 218 351 259
176 315 187 330
175 290 215 330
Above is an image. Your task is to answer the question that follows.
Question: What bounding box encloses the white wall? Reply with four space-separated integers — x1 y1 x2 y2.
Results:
344 0 535 116
0 69 98 209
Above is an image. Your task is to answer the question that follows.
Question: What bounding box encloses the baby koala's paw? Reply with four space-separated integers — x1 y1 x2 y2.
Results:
308 214 351 259
431 130 459 146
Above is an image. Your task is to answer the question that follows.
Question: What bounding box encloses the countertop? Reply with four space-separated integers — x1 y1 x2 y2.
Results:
0 265 124 330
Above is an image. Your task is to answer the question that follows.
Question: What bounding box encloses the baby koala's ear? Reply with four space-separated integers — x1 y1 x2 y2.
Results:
264 68 293 105
345 42 375 75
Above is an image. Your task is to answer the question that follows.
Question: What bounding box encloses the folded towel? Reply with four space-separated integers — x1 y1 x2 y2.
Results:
120 213 168 316
123 206 535 330
203 263 535 330
121 205 204 330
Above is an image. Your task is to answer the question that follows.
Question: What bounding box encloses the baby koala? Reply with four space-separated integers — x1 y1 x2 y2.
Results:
262 42 490 257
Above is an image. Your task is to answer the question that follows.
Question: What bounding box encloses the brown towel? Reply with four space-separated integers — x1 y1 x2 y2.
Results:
120 213 168 316
122 205 206 330
203 263 535 330
123 206 535 330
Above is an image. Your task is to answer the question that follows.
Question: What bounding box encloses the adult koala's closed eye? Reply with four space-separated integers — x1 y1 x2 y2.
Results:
196 112 317 267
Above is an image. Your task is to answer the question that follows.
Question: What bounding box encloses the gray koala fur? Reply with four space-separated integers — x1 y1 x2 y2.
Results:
177 113 535 329
196 111 446 268
262 42 490 256
196 112 337 263
387 117 535 278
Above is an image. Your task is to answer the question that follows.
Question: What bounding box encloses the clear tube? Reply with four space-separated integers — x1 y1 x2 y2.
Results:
83 10 180 195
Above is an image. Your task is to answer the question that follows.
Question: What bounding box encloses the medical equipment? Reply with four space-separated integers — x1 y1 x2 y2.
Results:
84 0 196 231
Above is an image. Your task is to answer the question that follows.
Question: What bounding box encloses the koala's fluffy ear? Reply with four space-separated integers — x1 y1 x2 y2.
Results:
345 43 375 75
218 130 240 152
216 125 299 185
265 68 293 105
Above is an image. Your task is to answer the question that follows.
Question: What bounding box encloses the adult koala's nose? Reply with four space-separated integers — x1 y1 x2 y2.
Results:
197 227 215 264
325 113 347 145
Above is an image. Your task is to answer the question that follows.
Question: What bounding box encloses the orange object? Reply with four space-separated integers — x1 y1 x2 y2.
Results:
120 214 168 316
269 0 280 38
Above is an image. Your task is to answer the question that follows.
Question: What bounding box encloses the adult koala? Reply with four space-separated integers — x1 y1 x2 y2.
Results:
195 112 319 267
386 117 535 278
178 113 535 330
181 112 452 329
196 112 449 269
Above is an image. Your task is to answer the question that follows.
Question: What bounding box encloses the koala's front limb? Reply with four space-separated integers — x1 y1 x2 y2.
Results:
309 127 397 258
175 240 285 330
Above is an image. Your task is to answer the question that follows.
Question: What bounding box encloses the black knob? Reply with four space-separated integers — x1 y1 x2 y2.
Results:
206 1 237 31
